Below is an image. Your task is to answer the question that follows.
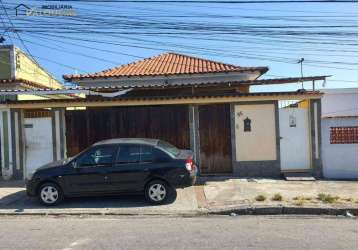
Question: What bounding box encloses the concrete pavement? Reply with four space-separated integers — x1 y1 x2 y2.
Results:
0 180 26 207
202 178 358 210
0 185 199 215
1 179 358 216
0 215 357 249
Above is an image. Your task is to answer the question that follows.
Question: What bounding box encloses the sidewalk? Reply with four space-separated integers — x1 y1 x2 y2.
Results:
0 180 26 207
200 178 358 214
0 178 357 216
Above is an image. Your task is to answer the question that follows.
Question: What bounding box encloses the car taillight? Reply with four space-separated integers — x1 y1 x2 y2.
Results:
185 157 193 171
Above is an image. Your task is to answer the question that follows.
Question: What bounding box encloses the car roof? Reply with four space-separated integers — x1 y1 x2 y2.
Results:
93 138 160 146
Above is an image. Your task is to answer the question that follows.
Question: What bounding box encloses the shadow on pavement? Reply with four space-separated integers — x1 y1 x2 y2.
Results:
1 190 177 210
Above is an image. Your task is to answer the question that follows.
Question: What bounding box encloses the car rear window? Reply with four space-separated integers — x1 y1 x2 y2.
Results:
157 140 180 157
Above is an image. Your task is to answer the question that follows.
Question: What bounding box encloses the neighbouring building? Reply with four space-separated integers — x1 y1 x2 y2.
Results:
321 88 358 179
0 52 327 180
0 45 71 180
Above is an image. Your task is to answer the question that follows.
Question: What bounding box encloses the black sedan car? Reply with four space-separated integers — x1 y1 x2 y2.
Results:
26 138 197 206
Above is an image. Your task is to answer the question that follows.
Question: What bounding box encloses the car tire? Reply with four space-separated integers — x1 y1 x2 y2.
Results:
145 180 174 205
38 182 64 206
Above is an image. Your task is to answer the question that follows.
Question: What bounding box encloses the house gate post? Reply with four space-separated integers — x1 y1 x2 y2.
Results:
51 108 67 161
0 108 25 180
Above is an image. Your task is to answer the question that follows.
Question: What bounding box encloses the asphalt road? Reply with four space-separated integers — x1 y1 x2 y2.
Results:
0 215 357 250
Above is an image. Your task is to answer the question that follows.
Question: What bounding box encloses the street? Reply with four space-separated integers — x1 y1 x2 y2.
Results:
0 215 357 249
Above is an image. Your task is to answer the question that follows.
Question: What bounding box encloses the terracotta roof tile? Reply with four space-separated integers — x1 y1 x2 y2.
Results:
63 52 268 81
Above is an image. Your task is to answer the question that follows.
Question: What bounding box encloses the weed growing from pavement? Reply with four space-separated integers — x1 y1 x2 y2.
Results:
255 195 266 202
293 196 312 201
271 193 283 201
317 193 339 204
293 200 305 206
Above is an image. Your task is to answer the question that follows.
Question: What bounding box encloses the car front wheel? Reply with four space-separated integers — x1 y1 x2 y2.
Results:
38 182 63 206
145 180 172 204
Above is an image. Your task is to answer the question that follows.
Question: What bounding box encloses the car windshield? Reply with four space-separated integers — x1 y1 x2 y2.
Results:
66 146 92 163
157 140 180 157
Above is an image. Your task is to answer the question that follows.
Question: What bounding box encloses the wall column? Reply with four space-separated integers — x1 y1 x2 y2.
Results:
51 108 67 161
310 99 323 178
0 108 25 180
189 105 200 169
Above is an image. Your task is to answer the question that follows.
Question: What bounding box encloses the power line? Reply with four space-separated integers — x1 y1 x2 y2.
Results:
3 0 357 84
25 0 358 3
16 30 358 71
0 0 43 71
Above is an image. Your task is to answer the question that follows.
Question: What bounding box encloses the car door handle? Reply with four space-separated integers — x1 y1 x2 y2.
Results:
144 168 149 172
104 176 109 180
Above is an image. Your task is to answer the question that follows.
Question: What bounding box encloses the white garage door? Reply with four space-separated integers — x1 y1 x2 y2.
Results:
24 117 53 175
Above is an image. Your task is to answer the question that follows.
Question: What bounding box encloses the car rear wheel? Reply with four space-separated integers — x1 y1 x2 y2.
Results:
38 183 63 206
145 180 172 204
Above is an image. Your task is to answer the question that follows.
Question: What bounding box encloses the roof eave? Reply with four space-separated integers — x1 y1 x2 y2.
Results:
1 91 322 109
63 67 269 83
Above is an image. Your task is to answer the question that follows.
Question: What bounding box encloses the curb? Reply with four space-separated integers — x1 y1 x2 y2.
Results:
0 210 205 217
0 206 356 217
208 206 358 217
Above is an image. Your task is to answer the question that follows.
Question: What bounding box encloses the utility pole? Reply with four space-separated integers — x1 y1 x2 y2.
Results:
297 58 304 89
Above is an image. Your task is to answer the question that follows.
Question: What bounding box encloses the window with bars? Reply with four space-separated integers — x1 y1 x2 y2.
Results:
330 127 358 144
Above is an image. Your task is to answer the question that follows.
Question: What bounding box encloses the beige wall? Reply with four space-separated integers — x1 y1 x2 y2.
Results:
15 48 63 89
234 104 277 161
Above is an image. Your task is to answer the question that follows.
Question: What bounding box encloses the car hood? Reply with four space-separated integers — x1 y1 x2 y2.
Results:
36 159 69 171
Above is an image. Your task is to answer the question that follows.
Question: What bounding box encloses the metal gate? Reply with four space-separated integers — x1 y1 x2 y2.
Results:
279 107 311 171
24 117 53 176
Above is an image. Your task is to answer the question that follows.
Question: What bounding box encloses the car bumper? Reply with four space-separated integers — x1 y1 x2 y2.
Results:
25 179 38 196
176 165 198 188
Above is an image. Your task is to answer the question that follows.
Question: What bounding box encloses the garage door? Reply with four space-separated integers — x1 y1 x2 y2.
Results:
198 104 232 174
65 105 190 157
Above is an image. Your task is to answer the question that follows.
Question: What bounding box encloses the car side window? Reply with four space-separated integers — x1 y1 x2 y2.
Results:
116 144 141 164
77 145 117 167
140 145 153 163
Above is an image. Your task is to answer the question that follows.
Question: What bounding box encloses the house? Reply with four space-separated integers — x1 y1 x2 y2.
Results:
321 88 358 179
0 45 69 179
0 52 327 180
0 45 63 91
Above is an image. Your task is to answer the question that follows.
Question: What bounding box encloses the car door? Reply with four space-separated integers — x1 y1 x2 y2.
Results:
109 144 152 192
64 144 118 195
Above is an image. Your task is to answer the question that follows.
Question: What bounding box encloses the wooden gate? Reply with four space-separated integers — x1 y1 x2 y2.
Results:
65 105 190 156
198 104 232 174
